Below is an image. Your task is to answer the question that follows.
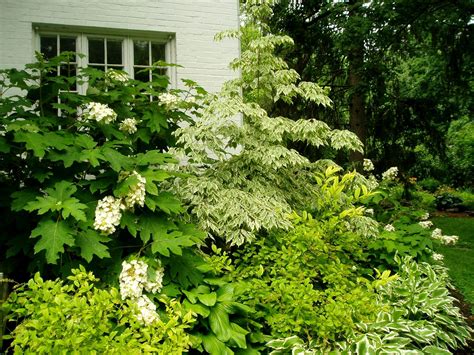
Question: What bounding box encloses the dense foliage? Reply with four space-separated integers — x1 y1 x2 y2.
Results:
0 1 472 353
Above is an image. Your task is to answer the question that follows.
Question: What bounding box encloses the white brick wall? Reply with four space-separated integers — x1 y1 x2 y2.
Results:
0 0 240 92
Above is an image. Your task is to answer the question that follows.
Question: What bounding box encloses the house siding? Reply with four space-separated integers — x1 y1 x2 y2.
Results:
0 0 240 92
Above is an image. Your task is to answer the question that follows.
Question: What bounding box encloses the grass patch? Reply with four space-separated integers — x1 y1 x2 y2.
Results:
433 216 474 312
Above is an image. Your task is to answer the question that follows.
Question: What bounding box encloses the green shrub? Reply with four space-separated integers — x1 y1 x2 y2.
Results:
435 192 464 211
231 169 381 342
2 267 196 353
268 257 472 354
418 177 441 193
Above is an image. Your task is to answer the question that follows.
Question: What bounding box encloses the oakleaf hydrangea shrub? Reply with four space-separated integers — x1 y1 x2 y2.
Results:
0 53 205 278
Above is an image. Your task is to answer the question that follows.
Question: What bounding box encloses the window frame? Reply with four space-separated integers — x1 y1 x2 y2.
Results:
34 25 177 94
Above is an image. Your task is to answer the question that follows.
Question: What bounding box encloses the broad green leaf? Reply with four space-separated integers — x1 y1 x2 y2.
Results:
25 181 87 221
183 299 210 317
101 147 132 172
14 131 47 157
30 219 76 264
197 292 217 307
150 230 195 256
75 229 110 262
139 214 171 244
168 251 206 288
136 150 176 165
11 190 39 211
209 303 232 342
201 334 233 355
154 192 184 214
144 110 168 133
228 322 248 349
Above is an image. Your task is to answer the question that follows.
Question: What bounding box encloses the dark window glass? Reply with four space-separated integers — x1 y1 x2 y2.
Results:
151 43 166 63
134 41 149 65
134 68 150 82
89 38 105 63
60 37 76 53
40 36 57 59
90 65 105 72
60 64 77 77
107 40 122 64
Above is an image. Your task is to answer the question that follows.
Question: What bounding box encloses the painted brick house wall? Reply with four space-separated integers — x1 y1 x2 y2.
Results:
0 0 240 92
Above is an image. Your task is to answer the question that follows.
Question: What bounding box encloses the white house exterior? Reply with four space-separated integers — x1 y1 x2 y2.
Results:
0 0 240 92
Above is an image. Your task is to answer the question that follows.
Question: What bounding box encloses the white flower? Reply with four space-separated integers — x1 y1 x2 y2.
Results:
135 295 160 325
384 224 396 232
430 228 459 245
123 171 146 209
119 260 164 300
382 167 398 181
186 96 196 104
105 69 129 83
419 221 433 229
365 208 374 216
144 267 164 294
443 235 459 245
420 212 430 221
432 253 444 261
431 228 443 239
93 196 123 235
158 92 180 109
119 118 138 134
363 159 374 172
366 175 379 190
119 260 148 300
81 102 117 124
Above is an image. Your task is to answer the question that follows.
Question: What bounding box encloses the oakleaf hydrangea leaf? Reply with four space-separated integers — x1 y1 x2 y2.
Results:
30 219 75 264
75 229 110 262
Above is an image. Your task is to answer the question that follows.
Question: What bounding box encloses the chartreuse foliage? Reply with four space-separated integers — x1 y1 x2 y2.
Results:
170 0 363 245
231 168 381 342
268 257 471 354
2 266 196 353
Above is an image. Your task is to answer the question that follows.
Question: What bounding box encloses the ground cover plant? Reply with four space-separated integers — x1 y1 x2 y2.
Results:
1 0 472 353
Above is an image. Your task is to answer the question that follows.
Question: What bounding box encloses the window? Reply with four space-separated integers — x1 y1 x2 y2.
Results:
36 29 174 93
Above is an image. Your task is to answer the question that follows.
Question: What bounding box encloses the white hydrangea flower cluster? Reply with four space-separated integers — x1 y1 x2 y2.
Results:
93 171 146 235
81 102 117 124
432 253 444 261
119 259 165 325
105 69 129 83
136 295 160 325
420 212 430 220
431 228 459 245
158 92 180 109
119 118 138 134
363 159 374 172
366 175 379 190
419 220 434 229
123 170 146 209
382 167 398 181
93 196 124 234
384 224 396 232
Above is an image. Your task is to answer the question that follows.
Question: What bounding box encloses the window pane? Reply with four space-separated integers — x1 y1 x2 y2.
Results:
107 40 122 64
134 41 149 65
60 37 76 53
134 68 150 82
60 64 77 77
90 65 105 72
89 38 105 63
151 43 165 63
40 36 57 59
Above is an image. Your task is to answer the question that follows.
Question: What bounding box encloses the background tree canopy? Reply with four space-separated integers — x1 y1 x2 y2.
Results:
267 0 473 185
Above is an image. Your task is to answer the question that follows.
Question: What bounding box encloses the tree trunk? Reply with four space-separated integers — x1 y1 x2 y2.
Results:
347 1 366 163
